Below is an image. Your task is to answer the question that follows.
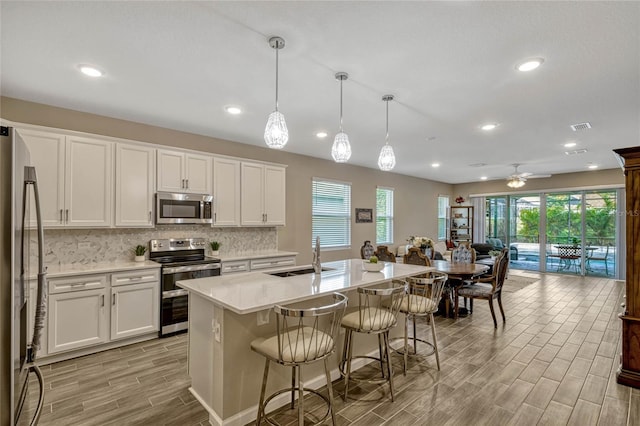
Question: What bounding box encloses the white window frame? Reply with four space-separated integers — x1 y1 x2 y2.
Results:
376 186 394 245
312 178 352 250
438 195 449 241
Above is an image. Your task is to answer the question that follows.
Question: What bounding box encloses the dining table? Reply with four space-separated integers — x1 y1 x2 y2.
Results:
430 260 489 318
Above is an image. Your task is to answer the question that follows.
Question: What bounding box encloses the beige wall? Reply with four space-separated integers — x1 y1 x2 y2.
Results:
2 97 625 265
1 97 452 264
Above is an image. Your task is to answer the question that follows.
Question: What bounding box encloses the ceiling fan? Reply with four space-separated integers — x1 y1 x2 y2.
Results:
506 164 551 188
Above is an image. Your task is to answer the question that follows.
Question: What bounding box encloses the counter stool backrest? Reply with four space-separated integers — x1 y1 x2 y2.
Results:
350 281 407 333
273 292 348 364
406 272 448 313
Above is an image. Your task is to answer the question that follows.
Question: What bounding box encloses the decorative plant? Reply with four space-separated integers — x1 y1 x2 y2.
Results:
134 244 147 256
488 250 501 258
455 196 465 204
408 236 434 248
210 241 221 251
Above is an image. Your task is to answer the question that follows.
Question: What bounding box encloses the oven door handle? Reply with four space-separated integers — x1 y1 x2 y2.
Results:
163 289 189 299
162 263 221 275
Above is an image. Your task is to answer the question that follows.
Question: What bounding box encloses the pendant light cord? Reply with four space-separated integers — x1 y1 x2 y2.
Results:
275 42 279 111
339 78 344 132
385 99 390 144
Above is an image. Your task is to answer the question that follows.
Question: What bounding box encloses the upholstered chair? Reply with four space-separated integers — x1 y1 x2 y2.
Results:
374 245 396 263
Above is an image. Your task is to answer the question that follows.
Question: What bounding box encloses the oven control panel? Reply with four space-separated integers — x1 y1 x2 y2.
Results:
150 238 208 252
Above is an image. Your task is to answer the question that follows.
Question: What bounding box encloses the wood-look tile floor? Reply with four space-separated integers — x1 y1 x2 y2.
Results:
18 272 639 425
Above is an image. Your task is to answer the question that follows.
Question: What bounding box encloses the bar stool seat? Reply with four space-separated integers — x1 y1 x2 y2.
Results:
339 281 406 402
398 272 447 373
251 292 348 426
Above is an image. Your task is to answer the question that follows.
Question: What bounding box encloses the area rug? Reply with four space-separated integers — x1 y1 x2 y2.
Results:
502 274 539 292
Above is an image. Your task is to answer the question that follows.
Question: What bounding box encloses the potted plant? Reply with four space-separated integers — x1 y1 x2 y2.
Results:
488 250 501 260
210 241 221 256
133 244 147 262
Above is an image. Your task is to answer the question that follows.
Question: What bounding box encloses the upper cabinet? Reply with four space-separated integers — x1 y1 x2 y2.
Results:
213 157 241 226
157 149 212 194
241 162 286 226
18 129 113 228
449 205 474 246
115 143 155 227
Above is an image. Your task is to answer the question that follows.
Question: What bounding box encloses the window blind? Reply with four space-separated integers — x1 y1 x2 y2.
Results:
376 187 394 244
438 196 449 240
312 179 351 248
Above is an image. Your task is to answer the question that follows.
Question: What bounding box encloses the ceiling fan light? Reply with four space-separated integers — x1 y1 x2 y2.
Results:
264 110 289 149
378 144 396 171
331 132 352 163
507 178 525 188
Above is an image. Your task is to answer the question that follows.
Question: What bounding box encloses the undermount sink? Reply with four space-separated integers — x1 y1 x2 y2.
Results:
268 267 332 277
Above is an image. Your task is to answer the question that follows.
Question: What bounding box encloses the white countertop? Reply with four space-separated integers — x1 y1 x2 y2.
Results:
215 250 298 262
177 259 434 315
40 260 161 279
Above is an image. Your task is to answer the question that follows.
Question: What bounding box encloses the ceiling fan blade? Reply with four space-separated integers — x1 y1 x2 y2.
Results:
526 174 552 179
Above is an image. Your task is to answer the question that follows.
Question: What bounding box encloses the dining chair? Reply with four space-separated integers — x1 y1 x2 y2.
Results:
449 244 477 312
374 245 396 262
456 249 509 328
403 247 431 266
251 293 348 426
586 244 611 275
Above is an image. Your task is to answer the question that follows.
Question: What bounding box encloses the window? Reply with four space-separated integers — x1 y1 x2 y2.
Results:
437 196 449 240
312 179 351 249
376 187 394 244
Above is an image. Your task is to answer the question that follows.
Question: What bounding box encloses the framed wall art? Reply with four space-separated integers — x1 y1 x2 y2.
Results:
355 208 373 223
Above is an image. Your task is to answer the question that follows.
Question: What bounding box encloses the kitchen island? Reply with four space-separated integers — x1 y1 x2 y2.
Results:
177 258 433 426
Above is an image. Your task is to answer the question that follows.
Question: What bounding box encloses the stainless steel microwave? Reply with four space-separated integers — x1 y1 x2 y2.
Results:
156 192 213 224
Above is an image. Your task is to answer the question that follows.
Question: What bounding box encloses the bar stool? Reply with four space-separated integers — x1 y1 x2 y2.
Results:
398 272 447 373
251 292 348 426
339 281 406 402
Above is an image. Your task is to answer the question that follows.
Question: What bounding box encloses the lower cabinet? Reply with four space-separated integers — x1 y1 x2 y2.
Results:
111 281 159 340
221 255 296 275
48 287 109 354
46 268 160 356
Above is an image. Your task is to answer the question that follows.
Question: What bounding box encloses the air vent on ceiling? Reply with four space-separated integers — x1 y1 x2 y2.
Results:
468 162 487 167
565 149 588 155
570 122 592 131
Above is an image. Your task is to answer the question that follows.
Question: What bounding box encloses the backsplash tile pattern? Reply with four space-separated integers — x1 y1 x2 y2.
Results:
39 226 278 265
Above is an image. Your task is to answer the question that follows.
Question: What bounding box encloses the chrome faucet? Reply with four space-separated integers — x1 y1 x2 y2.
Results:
312 236 322 273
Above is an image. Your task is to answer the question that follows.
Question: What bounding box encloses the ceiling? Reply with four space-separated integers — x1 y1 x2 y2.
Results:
1 1 639 184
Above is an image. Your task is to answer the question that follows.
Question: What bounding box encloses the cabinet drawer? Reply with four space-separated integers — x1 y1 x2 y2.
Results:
49 275 107 294
250 256 296 271
111 269 160 286
222 260 250 274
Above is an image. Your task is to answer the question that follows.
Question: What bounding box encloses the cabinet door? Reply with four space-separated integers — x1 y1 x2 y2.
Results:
213 157 240 226
115 144 155 227
263 165 286 226
157 150 185 192
48 288 108 354
65 136 113 227
16 129 66 227
240 162 265 225
110 282 159 340
185 153 212 194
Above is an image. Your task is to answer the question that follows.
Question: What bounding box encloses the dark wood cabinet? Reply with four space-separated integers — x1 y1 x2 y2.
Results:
614 147 640 388
450 205 473 246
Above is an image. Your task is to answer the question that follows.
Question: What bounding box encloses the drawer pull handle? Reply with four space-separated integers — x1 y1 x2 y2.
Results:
71 283 87 287
101 295 104 307
112 294 116 306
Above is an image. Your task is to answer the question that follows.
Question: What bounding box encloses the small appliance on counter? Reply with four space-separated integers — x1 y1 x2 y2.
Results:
149 238 221 337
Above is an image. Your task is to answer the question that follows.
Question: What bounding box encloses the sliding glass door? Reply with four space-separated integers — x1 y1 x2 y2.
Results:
509 195 541 272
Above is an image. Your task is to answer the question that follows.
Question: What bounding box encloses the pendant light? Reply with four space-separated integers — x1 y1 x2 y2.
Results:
331 72 352 163
264 36 288 149
378 95 396 171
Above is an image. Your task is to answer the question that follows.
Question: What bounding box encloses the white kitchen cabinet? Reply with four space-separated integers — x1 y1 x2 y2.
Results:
18 128 113 228
115 143 155 227
240 162 286 226
250 256 296 271
157 149 212 194
47 274 109 354
213 157 241 226
221 259 251 275
110 269 159 340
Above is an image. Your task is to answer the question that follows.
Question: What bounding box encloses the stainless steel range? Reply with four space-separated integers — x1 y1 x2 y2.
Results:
149 238 221 337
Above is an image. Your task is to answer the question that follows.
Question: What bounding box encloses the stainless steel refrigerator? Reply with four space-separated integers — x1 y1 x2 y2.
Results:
0 125 47 425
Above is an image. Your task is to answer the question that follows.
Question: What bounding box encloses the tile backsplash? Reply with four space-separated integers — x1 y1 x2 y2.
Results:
39 226 278 265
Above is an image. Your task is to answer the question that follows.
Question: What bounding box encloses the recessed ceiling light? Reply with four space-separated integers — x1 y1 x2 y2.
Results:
316 132 328 138
516 58 544 72
224 105 242 115
480 176 488 180
78 65 104 77
431 163 440 168
588 164 598 169
564 142 577 148
481 123 498 131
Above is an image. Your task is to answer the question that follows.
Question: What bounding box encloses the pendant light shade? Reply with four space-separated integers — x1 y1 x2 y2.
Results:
332 72 352 163
507 177 526 188
264 36 288 149
378 94 396 171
